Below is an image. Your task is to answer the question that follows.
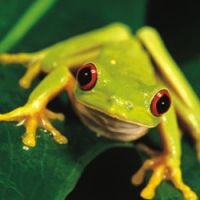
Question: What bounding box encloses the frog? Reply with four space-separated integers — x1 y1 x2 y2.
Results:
0 23 199 200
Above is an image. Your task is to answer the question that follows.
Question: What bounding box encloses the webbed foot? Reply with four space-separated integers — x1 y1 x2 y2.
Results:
0 105 67 147
132 154 197 200
0 52 45 89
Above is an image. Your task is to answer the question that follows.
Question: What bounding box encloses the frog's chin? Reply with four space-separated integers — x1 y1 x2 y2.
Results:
73 100 149 142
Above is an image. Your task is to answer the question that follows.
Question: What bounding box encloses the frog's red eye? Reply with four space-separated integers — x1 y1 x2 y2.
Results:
151 89 171 116
76 63 97 90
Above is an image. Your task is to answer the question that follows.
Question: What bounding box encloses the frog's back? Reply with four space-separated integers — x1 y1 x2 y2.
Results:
40 23 132 72
95 38 156 85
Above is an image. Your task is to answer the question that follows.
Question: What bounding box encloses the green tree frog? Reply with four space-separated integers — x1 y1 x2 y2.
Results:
0 23 199 200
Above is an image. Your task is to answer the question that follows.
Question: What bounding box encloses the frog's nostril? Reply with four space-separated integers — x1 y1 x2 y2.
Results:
151 89 171 116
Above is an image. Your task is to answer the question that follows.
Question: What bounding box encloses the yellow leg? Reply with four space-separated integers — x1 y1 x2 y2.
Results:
136 143 160 157
0 67 72 147
171 90 200 160
45 109 65 121
0 107 27 122
132 106 198 200
23 117 38 147
132 155 197 200
141 165 165 199
137 27 200 160
0 105 68 147
0 52 45 89
171 169 198 200
132 159 155 185
19 62 41 89
0 53 32 64
41 116 68 144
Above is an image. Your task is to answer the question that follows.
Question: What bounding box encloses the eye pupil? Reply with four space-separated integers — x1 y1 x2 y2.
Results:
151 89 171 116
156 94 170 114
78 67 92 86
77 63 97 90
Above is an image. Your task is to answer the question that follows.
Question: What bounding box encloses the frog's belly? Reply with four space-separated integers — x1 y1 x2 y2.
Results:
73 99 149 142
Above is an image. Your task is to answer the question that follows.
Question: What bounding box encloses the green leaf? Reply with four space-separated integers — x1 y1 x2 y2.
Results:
0 0 200 200
0 0 57 53
0 0 146 200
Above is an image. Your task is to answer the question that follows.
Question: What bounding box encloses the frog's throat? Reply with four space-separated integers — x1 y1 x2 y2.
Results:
72 99 149 142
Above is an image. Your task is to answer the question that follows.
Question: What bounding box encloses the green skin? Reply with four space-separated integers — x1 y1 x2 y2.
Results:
74 40 162 126
0 23 199 200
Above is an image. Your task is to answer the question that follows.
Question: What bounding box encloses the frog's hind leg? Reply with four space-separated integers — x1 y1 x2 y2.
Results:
171 90 200 159
132 106 197 200
137 27 200 160
0 52 45 89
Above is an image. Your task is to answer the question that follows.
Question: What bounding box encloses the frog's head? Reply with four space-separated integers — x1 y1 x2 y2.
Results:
72 50 171 140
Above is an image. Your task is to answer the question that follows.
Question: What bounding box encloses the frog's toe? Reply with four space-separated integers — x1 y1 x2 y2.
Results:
41 117 68 144
0 108 37 147
0 52 45 89
140 165 165 199
45 109 65 121
19 62 41 89
170 169 198 200
54 134 68 144
136 143 160 157
22 134 36 147
0 107 26 122
22 117 37 147
0 105 67 147
132 155 197 200
0 53 32 64
131 159 155 185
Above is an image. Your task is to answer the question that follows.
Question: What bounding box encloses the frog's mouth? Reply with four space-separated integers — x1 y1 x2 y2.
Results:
73 100 149 142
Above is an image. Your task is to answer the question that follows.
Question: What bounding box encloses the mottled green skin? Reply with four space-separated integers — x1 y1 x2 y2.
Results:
74 39 163 127
40 23 132 71
37 23 164 127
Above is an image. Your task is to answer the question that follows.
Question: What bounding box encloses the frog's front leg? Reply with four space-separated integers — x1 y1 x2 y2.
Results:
0 51 45 89
0 66 71 147
132 105 197 200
